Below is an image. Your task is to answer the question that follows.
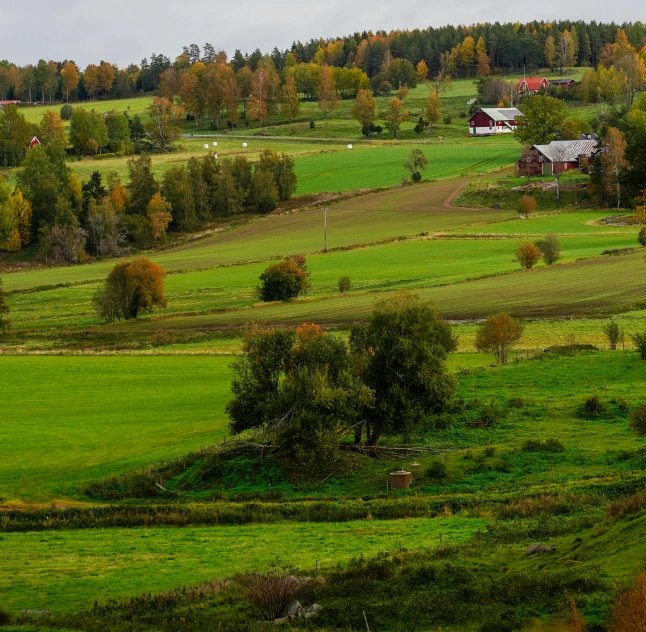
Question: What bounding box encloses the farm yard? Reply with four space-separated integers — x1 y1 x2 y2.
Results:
2 17 646 630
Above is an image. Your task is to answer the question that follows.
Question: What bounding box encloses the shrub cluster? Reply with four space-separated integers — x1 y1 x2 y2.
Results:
522 439 565 453
258 256 311 302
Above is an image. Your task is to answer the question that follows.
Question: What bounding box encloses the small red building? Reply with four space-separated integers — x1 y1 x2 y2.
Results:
549 79 576 91
468 107 522 136
0 100 21 109
517 139 598 176
515 76 549 95
29 137 41 149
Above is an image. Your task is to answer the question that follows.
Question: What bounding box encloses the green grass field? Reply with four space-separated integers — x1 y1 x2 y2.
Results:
2 350 646 624
294 141 519 193
1 70 645 630
1 179 502 292
5 232 639 334
0 356 232 501
18 96 153 126
0 517 485 612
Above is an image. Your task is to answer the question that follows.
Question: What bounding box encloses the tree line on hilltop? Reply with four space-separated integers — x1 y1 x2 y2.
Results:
1 21 645 105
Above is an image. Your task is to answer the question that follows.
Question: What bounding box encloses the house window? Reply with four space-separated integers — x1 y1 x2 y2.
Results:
526 157 531 162
539 156 544 162
469 121 474 126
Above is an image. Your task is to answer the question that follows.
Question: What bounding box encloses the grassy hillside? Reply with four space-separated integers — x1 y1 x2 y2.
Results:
2 350 646 631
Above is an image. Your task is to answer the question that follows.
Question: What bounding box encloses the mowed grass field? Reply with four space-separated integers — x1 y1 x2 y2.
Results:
2 180 507 292
0 517 485 612
0 356 233 501
18 96 153 126
294 141 519 194
158 251 645 328
5 232 639 333
3 177 643 337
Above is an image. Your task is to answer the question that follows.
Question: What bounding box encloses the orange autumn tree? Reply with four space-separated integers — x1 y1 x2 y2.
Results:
475 313 524 364
60 62 79 102
84 64 100 99
109 183 130 213
520 195 537 218
146 193 172 246
94 257 167 322
515 240 543 270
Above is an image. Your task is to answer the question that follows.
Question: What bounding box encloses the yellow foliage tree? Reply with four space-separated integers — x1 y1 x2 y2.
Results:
416 60 429 82
424 92 441 128
60 62 79 103
317 65 339 119
1 190 32 250
38 110 67 149
146 193 172 247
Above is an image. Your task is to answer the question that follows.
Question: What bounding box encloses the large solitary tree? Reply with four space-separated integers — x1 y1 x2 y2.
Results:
94 258 167 321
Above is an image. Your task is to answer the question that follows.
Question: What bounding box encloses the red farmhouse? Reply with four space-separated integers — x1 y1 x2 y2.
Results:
517 139 598 176
468 107 522 136
29 137 41 149
515 76 549 94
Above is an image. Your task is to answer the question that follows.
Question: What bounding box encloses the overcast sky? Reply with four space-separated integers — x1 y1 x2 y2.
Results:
0 0 640 67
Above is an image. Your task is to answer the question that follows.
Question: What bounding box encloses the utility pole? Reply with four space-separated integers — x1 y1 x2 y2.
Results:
323 207 328 253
